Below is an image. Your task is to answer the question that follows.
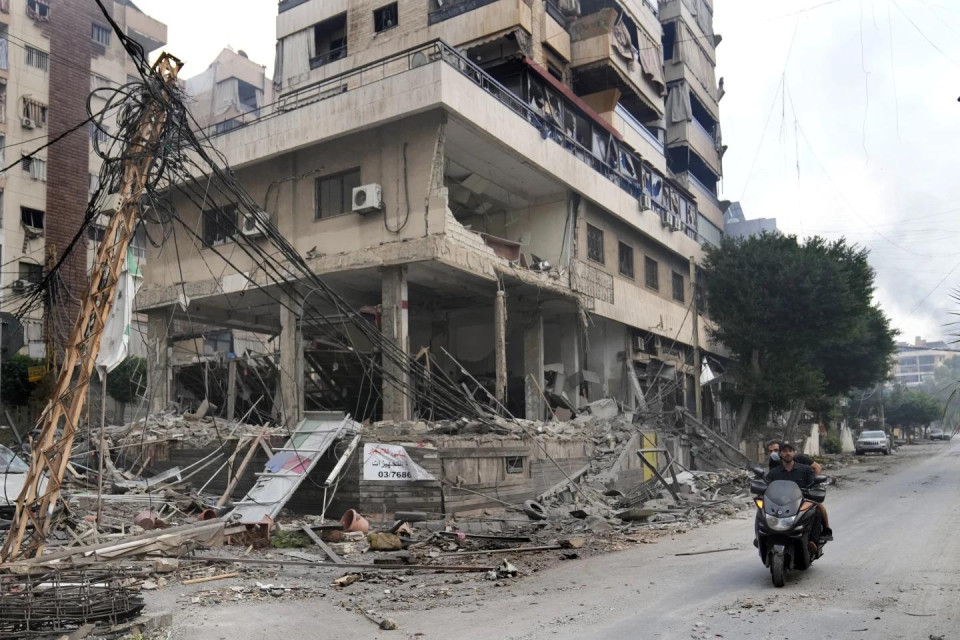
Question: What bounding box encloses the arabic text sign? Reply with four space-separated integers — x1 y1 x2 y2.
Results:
363 443 435 481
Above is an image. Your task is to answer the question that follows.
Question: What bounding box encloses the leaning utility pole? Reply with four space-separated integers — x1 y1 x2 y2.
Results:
1 54 182 561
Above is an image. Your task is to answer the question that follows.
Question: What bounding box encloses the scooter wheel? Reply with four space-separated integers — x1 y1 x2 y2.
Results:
771 552 785 588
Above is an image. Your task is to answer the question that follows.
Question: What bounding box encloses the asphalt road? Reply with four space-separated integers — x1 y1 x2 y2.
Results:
150 440 959 640
385 440 959 640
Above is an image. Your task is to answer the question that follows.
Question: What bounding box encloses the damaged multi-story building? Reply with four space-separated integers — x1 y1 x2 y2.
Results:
138 0 731 438
0 0 165 360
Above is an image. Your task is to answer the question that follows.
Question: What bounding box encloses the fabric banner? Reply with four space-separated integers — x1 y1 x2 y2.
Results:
363 443 435 481
96 249 143 373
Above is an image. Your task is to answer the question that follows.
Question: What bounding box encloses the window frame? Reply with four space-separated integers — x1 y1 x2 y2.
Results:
672 271 685 303
201 203 239 247
315 168 361 220
373 2 399 33
18 261 42 284
20 206 44 229
586 223 605 265
24 45 48 71
618 241 634 279
644 256 659 290
505 455 525 475
92 23 111 47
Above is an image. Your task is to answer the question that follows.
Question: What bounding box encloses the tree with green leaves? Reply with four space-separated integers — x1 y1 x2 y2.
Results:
883 387 942 439
1 354 41 408
703 233 897 443
104 356 146 423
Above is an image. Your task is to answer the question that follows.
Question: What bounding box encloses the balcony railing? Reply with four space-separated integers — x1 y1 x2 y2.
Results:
615 104 663 153
207 39 698 238
309 45 348 70
691 116 719 152
686 170 720 208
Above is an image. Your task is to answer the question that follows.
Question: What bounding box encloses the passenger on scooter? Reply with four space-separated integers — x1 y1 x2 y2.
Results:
767 440 822 474
765 442 833 542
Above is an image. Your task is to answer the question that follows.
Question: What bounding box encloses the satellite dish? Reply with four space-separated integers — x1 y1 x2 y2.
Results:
411 52 428 69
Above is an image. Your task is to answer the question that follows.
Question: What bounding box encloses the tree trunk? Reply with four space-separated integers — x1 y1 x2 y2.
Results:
731 350 761 445
784 400 805 443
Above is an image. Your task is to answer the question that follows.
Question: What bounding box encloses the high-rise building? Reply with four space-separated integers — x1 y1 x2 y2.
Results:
0 0 165 359
139 0 732 431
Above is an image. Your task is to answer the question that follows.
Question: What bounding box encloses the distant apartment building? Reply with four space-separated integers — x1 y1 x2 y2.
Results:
0 0 165 360
139 0 733 431
892 337 960 387
721 200 776 238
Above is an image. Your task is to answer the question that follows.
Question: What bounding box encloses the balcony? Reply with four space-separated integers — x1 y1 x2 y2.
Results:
570 9 665 117
209 40 698 248
122 3 167 54
614 103 665 172
310 45 348 70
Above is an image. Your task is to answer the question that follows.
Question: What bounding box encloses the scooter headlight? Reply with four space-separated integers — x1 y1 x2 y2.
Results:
764 513 798 531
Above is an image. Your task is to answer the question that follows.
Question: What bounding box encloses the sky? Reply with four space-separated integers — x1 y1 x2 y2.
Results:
133 0 960 343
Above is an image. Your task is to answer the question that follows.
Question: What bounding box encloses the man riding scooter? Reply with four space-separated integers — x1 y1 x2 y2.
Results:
765 442 832 544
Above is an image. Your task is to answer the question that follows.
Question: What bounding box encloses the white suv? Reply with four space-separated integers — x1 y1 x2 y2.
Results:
856 430 891 456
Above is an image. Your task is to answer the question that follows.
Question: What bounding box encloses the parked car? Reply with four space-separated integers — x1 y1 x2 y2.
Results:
856 430 890 455
0 445 39 521
928 428 951 441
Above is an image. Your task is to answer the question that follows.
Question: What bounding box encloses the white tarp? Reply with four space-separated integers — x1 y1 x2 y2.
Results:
363 443 435 481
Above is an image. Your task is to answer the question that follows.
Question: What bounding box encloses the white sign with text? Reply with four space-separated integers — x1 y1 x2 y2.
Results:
363 443 436 481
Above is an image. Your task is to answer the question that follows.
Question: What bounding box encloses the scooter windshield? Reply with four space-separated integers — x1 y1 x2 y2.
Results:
764 480 803 512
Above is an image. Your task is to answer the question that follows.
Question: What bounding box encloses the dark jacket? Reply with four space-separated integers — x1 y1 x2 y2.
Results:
765 462 817 488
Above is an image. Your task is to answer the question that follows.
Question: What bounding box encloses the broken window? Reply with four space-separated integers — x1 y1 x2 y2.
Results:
312 13 347 68
92 23 111 47
374 3 398 33
90 73 111 92
236 79 259 111
505 456 524 474
21 96 47 128
662 21 676 61
19 261 42 284
87 224 106 243
315 168 361 219
586 224 604 264
21 206 44 230
546 60 563 83
202 203 238 247
672 271 684 302
26 0 49 21
618 241 634 279
24 46 48 71
89 122 109 146
644 256 659 290
21 156 46 181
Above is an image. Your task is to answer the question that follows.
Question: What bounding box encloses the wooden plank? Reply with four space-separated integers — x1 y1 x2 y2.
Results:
182 572 239 585
300 525 345 564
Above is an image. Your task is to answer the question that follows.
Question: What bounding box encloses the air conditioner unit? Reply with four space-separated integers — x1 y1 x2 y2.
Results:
671 215 683 232
639 194 652 210
352 183 383 215
21 117 35 129
11 279 26 294
240 210 266 238
632 335 645 352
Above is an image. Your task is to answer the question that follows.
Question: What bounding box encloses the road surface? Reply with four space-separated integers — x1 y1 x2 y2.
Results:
151 440 959 640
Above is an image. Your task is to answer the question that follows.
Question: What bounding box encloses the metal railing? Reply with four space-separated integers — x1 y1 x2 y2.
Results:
310 45 348 70
615 104 663 153
685 171 720 208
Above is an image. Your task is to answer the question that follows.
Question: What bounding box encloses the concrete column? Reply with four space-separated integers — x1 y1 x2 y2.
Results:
523 313 545 420
279 292 303 429
494 290 507 406
381 266 411 422
146 308 171 414
560 313 581 409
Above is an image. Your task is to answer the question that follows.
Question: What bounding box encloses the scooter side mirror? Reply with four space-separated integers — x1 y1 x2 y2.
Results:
813 475 829 485
750 479 767 495
752 465 765 479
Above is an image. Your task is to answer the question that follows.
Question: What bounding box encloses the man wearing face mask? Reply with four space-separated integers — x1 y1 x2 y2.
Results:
767 440 822 474
766 441 832 542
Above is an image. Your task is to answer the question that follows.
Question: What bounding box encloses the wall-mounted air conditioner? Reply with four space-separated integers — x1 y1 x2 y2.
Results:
21 117 35 129
639 194 652 211
352 184 383 215
240 210 266 238
11 279 26 294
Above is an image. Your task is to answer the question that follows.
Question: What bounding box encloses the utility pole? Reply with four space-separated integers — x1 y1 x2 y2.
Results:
689 256 702 421
1 54 182 561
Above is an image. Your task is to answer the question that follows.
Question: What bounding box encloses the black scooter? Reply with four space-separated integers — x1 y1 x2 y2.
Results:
750 468 829 587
